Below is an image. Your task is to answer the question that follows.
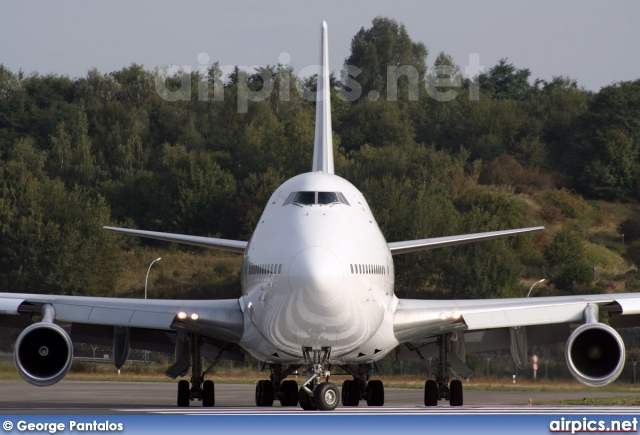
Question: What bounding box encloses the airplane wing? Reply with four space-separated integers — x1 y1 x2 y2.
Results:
387 226 544 255
0 292 244 385
104 226 247 253
0 293 243 340
394 293 640 343
393 293 640 382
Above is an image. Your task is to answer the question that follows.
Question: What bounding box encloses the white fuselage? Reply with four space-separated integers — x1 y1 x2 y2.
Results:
238 172 400 364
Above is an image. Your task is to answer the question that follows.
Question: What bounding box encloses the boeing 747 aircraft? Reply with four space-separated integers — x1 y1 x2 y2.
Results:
0 22 638 410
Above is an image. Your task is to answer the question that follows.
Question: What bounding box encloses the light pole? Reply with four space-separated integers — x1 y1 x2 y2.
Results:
145 257 162 300
527 278 546 298
144 257 161 365
486 357 491 379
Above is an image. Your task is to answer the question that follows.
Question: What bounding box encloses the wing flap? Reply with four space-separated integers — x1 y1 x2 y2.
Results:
0 298 24 314
616 298 640 315
463 303 586 329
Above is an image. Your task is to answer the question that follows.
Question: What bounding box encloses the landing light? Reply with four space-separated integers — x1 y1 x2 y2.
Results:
177 311 187 320
190 312 199 321
438 311 462 321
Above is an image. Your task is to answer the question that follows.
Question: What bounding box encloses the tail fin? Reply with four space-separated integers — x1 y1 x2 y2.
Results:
312 21 334 174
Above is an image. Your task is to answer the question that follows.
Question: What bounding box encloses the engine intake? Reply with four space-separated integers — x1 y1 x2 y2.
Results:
566 322 625 387
14 322 73 387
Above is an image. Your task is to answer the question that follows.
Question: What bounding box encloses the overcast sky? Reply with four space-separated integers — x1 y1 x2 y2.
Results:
1 0 638 91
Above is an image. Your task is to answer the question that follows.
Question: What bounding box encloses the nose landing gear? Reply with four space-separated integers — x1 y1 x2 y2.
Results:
298 347 339 411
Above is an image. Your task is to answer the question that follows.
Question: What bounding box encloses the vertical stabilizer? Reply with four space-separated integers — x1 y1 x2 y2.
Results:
312 21 335 174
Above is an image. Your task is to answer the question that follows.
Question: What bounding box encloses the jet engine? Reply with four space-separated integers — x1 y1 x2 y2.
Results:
566 322 625 387
14 322 73 387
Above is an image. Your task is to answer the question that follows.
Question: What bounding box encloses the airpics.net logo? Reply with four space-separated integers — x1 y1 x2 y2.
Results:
154 51 485 113
549 417 638 434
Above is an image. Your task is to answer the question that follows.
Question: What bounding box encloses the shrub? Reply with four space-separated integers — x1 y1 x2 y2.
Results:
623 242 640 268
619 218 640 243
539 189 590 219
539 205 564 224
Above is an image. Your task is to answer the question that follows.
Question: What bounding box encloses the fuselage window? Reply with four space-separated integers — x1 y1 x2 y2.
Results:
350 264 353 274
278 264 282 274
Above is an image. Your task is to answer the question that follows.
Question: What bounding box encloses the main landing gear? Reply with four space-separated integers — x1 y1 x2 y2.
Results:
167 333 220 407
255 363 301 407
255 347 385 410
341 363 384 407
423 335 463 407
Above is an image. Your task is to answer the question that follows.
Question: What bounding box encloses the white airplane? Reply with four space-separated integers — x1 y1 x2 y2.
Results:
0 22 637 411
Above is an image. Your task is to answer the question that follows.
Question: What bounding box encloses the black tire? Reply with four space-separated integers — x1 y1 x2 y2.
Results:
255 380 263 406
365 380 384 406
202 380 215 407
449 380 463 406
341 380 359 406
424 380 438 407
280 380 299 406
256 380 274 407
314 382 339 411
298 387 317 410
177 380 190 407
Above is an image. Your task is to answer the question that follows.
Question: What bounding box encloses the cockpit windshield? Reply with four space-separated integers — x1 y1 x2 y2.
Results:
283 191 350 206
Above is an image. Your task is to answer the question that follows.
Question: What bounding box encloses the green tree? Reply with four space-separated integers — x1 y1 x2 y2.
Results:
0 139 121 295
623 242 640 268
342 17 428 103
544 229 593 291
479 58 532 101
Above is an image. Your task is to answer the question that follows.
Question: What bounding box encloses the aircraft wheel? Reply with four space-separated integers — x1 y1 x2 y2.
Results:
280 380 299 406
424 380 438 406
298 387 317 410
342 380 360 406
255 380 274 406
365 380 384 406
314 382 339 411
202 380 215 407
449 380 463 406
177 380 190 407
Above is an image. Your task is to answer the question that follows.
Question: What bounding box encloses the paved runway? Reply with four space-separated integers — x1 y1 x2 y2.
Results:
0 380 638 414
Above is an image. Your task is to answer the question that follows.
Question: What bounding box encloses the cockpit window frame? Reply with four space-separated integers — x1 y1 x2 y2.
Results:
283 191 351 207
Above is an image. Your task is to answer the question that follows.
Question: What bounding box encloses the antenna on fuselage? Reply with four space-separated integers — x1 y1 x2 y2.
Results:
311 21 335 174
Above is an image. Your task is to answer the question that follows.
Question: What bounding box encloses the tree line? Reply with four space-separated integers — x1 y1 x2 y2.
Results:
1 17 639 299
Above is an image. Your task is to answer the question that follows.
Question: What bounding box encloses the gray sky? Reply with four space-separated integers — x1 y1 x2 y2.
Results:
1 0 638 91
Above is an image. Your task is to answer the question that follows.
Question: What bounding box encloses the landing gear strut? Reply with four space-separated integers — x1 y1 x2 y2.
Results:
423 334 463 407
169 333 220 407
255 363 301 407
298 347 340 411
341 363 384 406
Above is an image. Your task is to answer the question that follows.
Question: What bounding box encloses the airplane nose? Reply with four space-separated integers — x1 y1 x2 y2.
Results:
288 247 343 305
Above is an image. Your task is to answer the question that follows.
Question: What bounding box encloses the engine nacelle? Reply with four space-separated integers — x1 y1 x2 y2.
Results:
14 322 73 387
566 322 625 387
